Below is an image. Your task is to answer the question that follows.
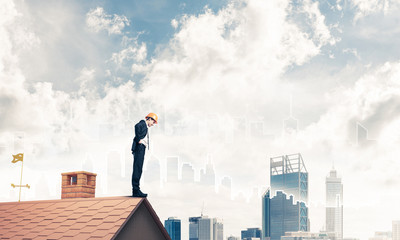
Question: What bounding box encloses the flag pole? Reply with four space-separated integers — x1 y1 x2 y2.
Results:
19 159 24 202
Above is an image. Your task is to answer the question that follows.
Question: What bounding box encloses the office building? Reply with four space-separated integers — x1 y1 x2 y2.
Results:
165 217 181 240
167 156 179 182
394 220 400 240
242 228 262 240
263 191 308 240
200 161 216 186
262 189 271 240
213 220 223 240
219 176 232 198
270 153 308 203
190 217 201 240
326 168 343 240
181 163 195 183
189 215 223 240
265 153 308 240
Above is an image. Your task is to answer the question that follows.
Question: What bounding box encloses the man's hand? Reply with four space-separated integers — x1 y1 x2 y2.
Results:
139 139 148 147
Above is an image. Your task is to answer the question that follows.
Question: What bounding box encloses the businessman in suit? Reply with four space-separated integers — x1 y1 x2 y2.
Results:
131 113 158 197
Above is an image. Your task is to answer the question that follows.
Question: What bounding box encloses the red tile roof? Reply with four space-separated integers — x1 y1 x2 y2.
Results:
0 196 158 240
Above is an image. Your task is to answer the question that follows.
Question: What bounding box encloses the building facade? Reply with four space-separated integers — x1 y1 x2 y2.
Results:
262 189 271 240
165 217 181 240
282 231 337 240
263 154 309 240
189 215 223 240
242 227 262 240
270 153 308 203
393 221 400 240
271 191 308 240
326 168 343 240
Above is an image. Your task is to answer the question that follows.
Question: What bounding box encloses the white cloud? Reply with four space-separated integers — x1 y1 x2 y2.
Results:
350 0 400 21
171 19 179 29
302 0 337 47
86 7 129 35
111 44 147 65
140 0 335 113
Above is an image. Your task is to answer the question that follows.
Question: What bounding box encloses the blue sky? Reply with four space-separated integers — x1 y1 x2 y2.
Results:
1 0 400 239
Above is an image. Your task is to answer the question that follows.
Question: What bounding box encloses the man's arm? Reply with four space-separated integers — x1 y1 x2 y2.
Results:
134 121 147 143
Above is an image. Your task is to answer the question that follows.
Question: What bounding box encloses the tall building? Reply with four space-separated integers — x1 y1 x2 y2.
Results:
241 228 262 240
190 217 201 240
165 217 181 240
270 153 308 203
213 220 223 240
219 176 232 199
266 154 308 240
199 217 213 240
326 168 343 240
181 163 195 183
393 220 400 240
189 215 223 240
269 191 308 240
200 161 216 186
167 156 179 182
262 189 271 240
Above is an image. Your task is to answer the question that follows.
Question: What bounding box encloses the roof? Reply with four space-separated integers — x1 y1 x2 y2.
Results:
0 196 170 240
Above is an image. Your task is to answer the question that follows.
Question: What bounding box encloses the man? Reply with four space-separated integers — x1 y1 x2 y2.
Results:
131 113 158 197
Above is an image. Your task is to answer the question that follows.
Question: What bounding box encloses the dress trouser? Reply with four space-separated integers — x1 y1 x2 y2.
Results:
132 144 146 192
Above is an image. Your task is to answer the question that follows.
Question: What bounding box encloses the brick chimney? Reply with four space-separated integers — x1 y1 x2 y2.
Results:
61 171 97 199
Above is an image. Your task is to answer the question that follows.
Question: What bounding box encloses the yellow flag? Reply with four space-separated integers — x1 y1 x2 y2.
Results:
12 153 24 163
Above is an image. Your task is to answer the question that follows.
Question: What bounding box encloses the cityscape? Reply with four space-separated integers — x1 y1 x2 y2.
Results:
2 112 399 240
160 153 400 240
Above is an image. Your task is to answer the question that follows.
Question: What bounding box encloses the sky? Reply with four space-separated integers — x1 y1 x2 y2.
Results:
1 0 400 239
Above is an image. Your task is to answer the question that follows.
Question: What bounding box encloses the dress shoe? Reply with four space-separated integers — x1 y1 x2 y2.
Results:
132 190 148 198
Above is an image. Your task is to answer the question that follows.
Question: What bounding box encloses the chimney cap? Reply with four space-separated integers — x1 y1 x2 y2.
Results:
61 171 97 176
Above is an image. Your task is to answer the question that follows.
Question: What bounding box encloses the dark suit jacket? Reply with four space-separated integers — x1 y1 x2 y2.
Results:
131 120 148 152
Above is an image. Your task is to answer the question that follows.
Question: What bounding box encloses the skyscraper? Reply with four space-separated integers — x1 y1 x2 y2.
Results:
200 161 216 186
270 153 308 203
219 176 232 199
393 220 400 240
167 156 179 182
326 168 343 240
199 217 213 240
264 153 309 240
262 189 271 240
181 163 195 183
190 217 201 240
269 191 308 240
189 215 223 240
165 217 181 240
213 219 223 240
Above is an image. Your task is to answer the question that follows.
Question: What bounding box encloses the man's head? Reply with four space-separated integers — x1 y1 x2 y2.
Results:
145 113 158 127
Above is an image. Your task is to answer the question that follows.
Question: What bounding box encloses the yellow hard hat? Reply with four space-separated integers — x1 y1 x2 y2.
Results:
146 113 158 123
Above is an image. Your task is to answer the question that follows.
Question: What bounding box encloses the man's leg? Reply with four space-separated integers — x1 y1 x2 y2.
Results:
132 146 146 196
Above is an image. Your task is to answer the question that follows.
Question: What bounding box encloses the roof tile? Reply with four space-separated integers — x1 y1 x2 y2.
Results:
103 215 124 223
0 197 142 239
97 222 118 230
